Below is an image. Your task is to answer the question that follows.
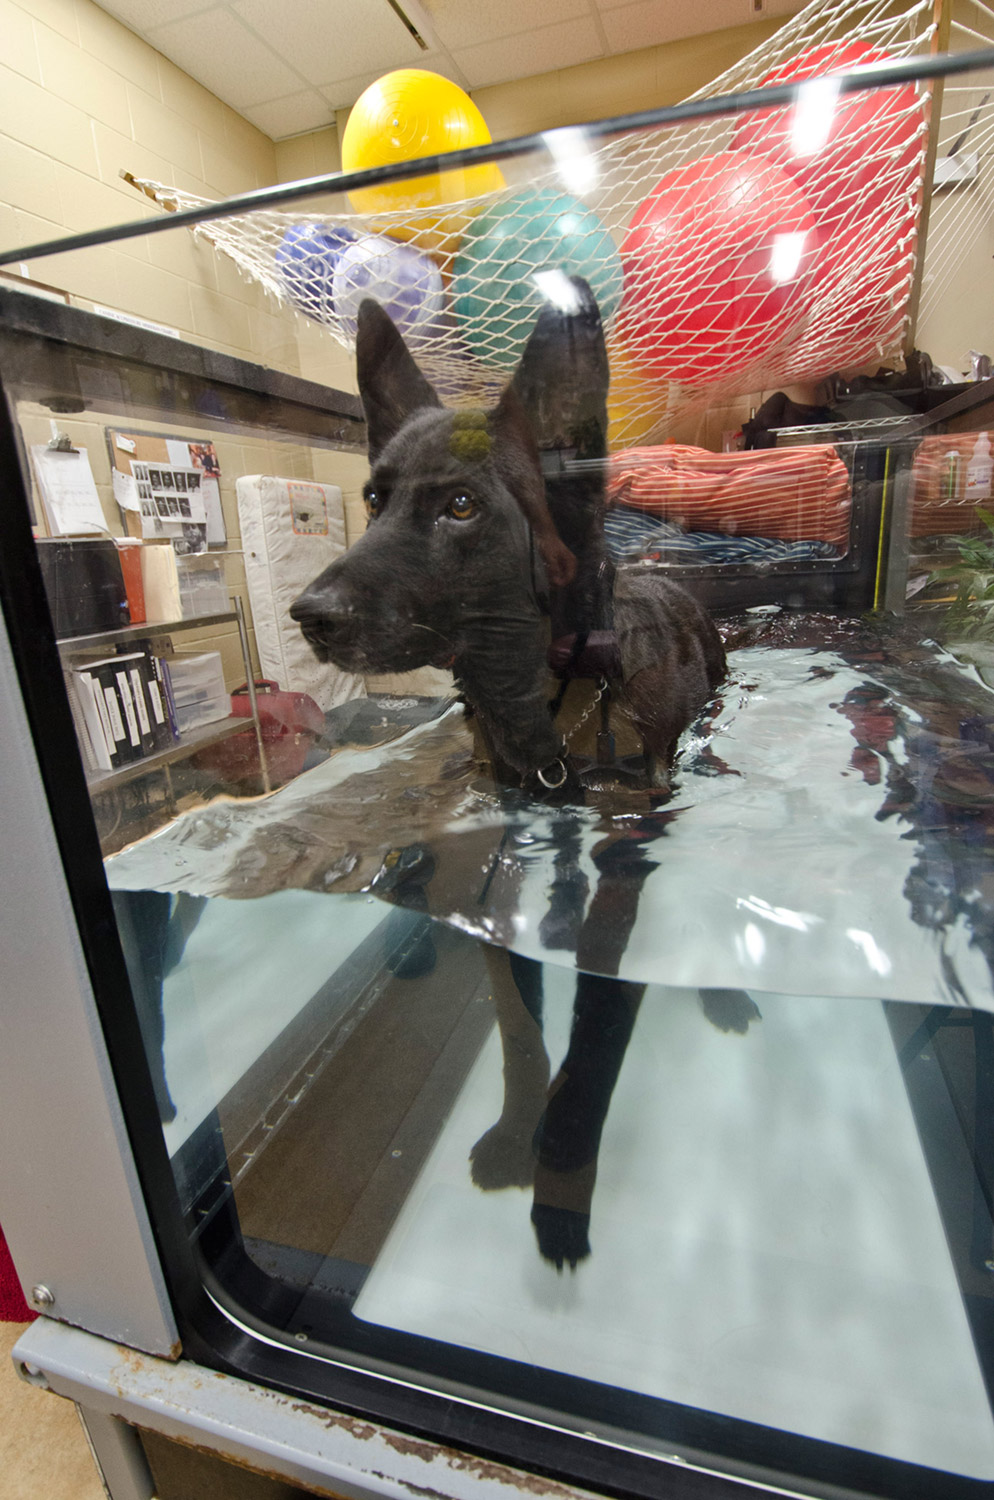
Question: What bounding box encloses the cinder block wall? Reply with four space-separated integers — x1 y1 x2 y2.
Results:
0 0 370 684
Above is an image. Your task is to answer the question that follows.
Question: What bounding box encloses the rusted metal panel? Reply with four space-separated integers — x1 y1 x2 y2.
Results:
13 1319 602 1500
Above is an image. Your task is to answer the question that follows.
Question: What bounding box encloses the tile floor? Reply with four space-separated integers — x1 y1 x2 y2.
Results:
1 1321 105 1500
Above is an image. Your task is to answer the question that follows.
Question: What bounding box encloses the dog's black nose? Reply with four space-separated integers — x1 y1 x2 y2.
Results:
289 591 325 625
290 586 358 645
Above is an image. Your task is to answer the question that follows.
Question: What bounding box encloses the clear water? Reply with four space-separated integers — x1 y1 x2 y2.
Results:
109 608 994 1007
105 608 994 1480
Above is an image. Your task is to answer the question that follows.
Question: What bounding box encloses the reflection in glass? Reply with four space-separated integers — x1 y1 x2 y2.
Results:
6 41 994 1500
789 75 842 157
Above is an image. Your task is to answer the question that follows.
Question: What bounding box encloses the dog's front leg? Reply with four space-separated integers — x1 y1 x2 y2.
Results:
531 973 644 1269
529 823 654 1266
538 814 589 953
470 946 551 1191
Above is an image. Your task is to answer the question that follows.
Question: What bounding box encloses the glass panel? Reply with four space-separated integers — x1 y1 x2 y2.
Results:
6 45 994 1498
6 354 366 852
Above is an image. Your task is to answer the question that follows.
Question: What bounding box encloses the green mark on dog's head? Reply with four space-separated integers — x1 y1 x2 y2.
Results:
449 408 492 463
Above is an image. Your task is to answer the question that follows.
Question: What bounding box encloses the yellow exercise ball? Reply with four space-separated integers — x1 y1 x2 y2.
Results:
606 344 667 452
342 70 503 244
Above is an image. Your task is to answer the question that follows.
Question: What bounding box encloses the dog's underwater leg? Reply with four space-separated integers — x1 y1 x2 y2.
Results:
529 823 655 1267
470 946 551 1191
538 814 589 954
531 974 644 1270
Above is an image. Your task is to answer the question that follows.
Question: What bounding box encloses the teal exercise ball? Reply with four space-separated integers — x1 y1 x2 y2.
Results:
452 189 623 368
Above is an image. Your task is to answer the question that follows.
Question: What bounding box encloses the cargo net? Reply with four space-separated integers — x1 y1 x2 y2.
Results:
127 0 972 448
916 2 994 345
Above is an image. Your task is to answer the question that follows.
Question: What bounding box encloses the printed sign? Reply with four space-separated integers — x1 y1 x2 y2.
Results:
289 482 329 536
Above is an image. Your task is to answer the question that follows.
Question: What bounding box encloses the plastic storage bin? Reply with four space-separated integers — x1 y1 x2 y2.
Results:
177 555 228 618
166 650 228 732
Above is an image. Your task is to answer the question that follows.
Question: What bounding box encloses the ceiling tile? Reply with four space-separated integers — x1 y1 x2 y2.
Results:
420 0 590 51
317 68 388 112
239 91 337 138
317 53 468 112
95 0 803 145
232 0 423 86
599 0 744 53
453 17 604 90
96 0 217 32
147 9 304 106
394 51 470 89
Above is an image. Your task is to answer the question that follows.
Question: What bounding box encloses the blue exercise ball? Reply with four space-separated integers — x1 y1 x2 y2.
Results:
452 189 623 368
333 234 446 350
275 223 357 322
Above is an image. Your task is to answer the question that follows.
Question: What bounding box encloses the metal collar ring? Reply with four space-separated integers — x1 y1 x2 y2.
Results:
536 758 568 790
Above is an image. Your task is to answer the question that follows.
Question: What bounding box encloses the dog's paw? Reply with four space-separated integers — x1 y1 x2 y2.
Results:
531 1204 591 1270
387 927 437 979
699 988 762 1034
469 1124 537 1190
152 1072 177 1124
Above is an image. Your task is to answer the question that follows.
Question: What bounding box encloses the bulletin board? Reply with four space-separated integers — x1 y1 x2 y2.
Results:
106 428 226 554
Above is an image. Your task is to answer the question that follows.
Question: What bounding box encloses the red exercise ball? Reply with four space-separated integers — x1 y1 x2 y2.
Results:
617 151 820 385
731 42 924 237
797 227 915 377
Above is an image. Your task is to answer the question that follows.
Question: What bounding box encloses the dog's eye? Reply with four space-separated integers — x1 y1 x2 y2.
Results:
447 493 476 521
364 488 383 519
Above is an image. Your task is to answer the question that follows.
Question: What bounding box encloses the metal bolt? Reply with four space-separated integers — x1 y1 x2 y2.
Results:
30 1285 54 1309
985 1260 994 1274
294 1331 308 1343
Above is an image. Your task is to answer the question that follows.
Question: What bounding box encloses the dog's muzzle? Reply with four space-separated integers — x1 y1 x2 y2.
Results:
291 577 452 673
290 586 359 661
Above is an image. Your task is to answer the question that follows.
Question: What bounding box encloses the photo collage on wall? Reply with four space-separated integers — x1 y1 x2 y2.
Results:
133 461 207 551
109 432 225 554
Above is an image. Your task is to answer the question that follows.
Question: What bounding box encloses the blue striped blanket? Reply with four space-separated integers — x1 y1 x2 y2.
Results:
604 505 841 565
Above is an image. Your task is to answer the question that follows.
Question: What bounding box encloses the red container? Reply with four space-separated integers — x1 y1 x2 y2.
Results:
194 680 325 789
116 539 146 624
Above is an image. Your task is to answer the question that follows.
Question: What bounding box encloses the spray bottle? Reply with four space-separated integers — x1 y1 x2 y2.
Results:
966 431 993 504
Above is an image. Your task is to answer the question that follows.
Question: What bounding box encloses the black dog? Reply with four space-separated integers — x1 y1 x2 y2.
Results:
291 288 725 796
292 289 734 1266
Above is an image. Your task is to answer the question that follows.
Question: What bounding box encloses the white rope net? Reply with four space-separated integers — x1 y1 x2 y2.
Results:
916 1 994 341
126 0 993 448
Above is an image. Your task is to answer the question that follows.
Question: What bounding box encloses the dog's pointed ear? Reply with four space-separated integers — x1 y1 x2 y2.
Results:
490 384 576 589
510 275 609 457
356 299 442 462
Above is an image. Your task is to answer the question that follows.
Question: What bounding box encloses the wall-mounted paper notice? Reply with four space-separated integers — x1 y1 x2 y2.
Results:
31 445 106 536
112 469 141 512
202 477 226 545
